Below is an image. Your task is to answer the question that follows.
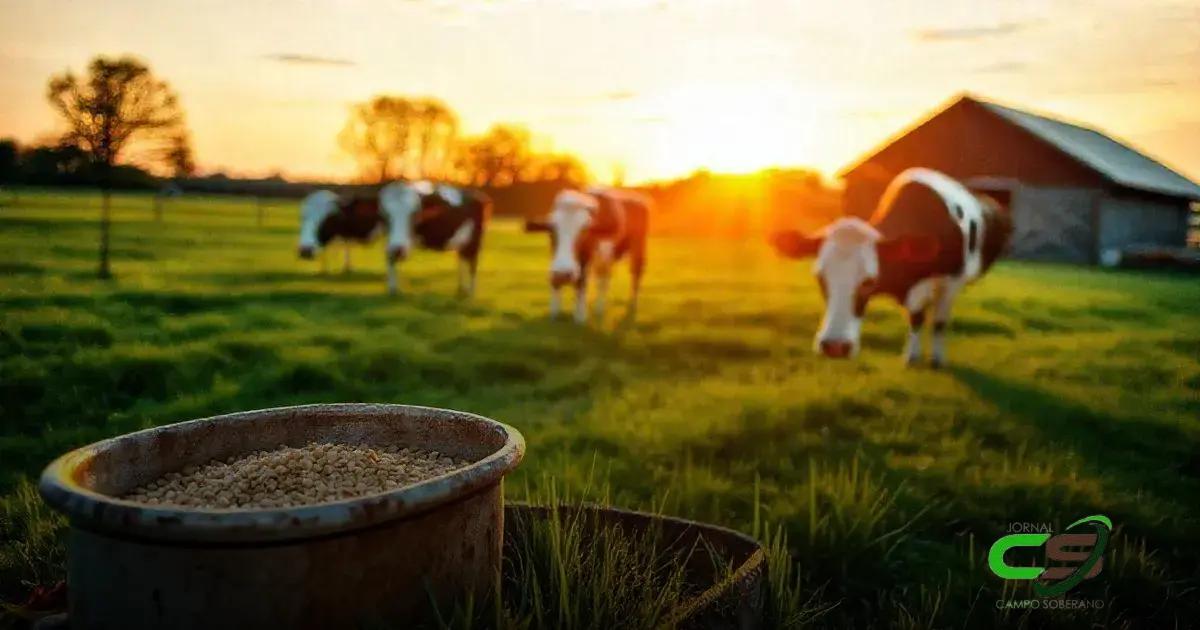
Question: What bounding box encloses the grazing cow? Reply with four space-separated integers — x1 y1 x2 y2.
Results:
297 189 381 273
297 181 490 296
772 167 1011 366
525 187 649 323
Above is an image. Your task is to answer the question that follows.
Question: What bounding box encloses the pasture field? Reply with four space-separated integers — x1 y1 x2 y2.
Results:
2 189 1199 628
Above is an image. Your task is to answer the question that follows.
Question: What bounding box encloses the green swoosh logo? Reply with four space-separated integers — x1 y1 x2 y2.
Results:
1033 514 1111 598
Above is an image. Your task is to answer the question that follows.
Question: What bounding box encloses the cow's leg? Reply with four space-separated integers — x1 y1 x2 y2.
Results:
386 251 399 296
550 287 563 318
457 253 477 298
593 271 611 319
628 253 645 320
591 241 615 319
343 242 352 274
929 278 964 368
573 275 589 324
902 278 938 366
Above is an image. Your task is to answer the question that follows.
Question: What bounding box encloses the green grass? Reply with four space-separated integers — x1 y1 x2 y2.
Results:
2 188 1200 628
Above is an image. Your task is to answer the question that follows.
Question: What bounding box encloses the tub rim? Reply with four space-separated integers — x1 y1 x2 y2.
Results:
38 403 525 544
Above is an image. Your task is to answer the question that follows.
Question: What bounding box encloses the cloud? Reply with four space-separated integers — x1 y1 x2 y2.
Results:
914 22 1028 42
262 53 356 67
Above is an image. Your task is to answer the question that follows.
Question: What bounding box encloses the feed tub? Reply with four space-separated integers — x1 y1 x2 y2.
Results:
39 403 524 630
504 505 767 629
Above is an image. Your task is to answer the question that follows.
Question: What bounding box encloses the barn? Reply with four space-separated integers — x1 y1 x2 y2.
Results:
840 94 1200 264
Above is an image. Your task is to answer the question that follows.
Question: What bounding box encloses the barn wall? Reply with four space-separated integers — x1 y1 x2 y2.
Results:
843 176 887 219
1008 186 1101 264
1097 195 1189 252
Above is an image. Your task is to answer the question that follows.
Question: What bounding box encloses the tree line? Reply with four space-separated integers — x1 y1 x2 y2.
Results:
338 95 586 187
3 53 839 279
1 54 592 279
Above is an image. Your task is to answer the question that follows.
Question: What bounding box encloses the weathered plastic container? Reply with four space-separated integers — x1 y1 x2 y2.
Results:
39 403 525 630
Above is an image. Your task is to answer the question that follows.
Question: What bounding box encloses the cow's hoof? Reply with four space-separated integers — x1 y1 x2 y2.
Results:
929 357 945 370
904 354 922 367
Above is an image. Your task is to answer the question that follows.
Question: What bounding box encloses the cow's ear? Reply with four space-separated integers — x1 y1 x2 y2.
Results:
770 230 822 259
524 219 552 233
877 234 940 263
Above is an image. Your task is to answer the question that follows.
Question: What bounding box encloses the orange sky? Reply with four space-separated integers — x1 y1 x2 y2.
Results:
1 0 1198 184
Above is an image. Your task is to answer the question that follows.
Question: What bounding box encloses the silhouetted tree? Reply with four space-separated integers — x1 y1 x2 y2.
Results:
455 124 534 187
163 132 196 178
532 153 589 186
152 132 194 221
20 143 92 184
413 99 458 180
47 55 187 278
340 96 458 183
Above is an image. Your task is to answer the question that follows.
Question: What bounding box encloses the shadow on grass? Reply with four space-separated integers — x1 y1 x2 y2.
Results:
949 366 1199 500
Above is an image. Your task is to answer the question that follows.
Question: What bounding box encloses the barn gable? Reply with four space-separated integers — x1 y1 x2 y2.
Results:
842 94 1200 200
977 100 1200 201
839 94 1199 265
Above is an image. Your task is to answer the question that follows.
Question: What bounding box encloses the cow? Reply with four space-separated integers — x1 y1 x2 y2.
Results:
297 181 489 296
771 167 1012 367
524 187 649 323
297 189 380 273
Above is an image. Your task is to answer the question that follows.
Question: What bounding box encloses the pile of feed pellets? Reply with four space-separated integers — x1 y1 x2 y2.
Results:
122 443 469 509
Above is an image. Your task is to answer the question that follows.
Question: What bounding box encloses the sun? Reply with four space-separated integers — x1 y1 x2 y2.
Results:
641 82 819 179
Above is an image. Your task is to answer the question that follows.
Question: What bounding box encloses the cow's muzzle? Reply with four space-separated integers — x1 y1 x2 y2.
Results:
298 246 316 260
818 339 854 359
550 271 577 288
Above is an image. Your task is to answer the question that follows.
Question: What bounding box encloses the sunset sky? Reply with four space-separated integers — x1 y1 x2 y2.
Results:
0 0 1197 184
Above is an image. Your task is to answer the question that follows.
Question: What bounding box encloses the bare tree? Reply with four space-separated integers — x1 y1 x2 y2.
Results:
339 96 458 183
48 55 187 277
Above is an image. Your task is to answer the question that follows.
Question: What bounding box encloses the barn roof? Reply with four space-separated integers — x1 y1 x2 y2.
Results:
843 94 1200 201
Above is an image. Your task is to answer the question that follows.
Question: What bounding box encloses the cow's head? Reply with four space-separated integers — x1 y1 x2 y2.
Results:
772 217 939 358
379 182 423 262
380 181 464 262
297 190 340 259
526 190 599 288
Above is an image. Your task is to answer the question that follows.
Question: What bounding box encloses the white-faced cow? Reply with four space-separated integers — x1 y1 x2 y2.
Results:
297 181 489 296
772 167 1011 367
297 189 381 273
525 187 649 323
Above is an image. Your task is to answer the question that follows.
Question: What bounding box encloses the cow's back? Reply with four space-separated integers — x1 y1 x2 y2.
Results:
413 189 489 253
869 169 1011 299
870 173 965 295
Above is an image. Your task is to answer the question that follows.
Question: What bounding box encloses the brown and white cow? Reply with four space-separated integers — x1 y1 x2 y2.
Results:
297 181 490 296
525 187 649 323
772 167 1011 367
